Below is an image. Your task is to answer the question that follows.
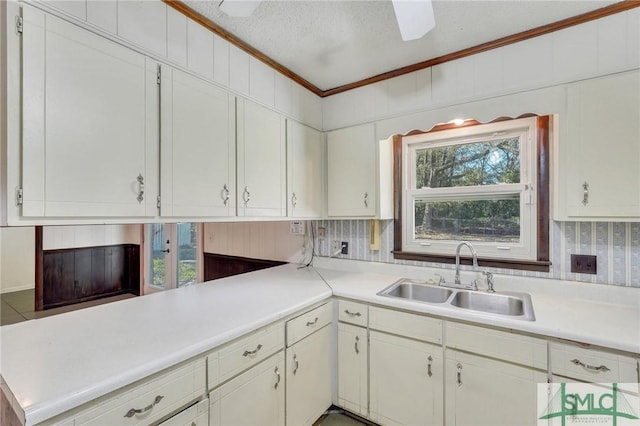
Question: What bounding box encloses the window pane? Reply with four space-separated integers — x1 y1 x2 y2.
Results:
415 137 520 189
414 197 520 243
150 223 166 288
176 223 197 287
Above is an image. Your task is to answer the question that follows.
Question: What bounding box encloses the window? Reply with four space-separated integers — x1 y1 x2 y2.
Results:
394 116 550 271
145 223 201 292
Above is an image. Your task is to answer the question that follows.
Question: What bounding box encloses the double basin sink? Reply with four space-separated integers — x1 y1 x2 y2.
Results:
377 278 535 321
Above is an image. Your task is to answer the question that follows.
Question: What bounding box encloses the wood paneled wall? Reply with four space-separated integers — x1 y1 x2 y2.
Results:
203 253 285 282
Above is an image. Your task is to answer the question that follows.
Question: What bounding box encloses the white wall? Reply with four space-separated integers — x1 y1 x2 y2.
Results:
203 222 308 264
0 227 35 293
322 8 640 132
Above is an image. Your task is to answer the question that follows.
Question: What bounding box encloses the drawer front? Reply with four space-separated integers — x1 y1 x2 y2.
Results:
75 358 206 426
158 398 208 426
338 300 368 327
445 322 547 370
550 342 638 383
286 302 333 347
209 322 284 389
369 306 441 344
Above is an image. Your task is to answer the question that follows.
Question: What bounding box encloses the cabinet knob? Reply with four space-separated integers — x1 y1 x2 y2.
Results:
457 363 462 386
222 184 230 206
364 192 369 208
274 366 281 389
582 182 589 206
124 395 164 418
427 355 433 378
355 336 360 354
570 358 610 372
243 186 251 206
292 192 297 208
136 174 145 203
293 354 299 375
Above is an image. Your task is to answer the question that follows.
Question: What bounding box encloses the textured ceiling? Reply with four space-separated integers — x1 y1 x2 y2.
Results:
184 0 618 91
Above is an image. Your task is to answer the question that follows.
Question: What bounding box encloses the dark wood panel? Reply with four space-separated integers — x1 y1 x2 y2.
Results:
204 253 286 282
41 244 140 310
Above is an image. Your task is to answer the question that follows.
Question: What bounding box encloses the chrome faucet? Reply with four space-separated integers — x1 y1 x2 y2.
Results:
454 241 478 289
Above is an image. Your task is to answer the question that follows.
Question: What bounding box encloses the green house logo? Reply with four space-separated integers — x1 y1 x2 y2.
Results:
539 383 640 426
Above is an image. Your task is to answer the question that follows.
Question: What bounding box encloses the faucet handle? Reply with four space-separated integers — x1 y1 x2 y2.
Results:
435 273 446 285
482 271 495 293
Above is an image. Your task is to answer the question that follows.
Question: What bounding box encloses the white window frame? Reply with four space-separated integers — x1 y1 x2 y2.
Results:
401 117 539 260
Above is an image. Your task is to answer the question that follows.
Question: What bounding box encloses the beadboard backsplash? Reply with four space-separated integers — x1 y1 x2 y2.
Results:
313 220 640 288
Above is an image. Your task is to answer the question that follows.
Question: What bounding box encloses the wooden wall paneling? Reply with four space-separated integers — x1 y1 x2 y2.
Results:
74 248 93 300
35 226 43 311
203 253 286 282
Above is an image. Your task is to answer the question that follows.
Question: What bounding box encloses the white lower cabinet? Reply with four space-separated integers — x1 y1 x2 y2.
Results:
285 313 333 425
370 331 443 426
158 399 209 426
337 322 368 416
209 351 285 426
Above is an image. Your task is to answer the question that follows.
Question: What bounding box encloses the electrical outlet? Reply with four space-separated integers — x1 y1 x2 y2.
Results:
341 241 349 255
571 254 597 274
317 227 325 240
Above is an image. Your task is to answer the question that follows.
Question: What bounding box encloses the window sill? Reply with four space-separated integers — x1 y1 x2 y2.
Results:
392 251 551 273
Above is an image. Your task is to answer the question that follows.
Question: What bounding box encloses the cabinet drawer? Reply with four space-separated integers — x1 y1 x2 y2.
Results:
286 302 333 347
73 358 206 426
550 342 638 382
445 322 547 370
369 306 441 344
209 322 284 389
158 398 208 426
338 300 368 327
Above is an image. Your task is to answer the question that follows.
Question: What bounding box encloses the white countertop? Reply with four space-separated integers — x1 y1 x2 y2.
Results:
313 257 640 354
1 258 639 425
0 264 332 425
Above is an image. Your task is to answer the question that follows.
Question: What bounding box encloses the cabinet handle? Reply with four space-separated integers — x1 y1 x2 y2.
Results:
427 355 433 378
363 192 369 208
306 317 318 326
355 336 360 354
243 186 251 206
136 174 145 203
293 354 299 375
457 363 462 386
274 366 281 389
582 182 589 206
344 309 361 317
222 184 230 206
292 192 297 208
124 395 164 418
571 358 611 372
242 344 262 357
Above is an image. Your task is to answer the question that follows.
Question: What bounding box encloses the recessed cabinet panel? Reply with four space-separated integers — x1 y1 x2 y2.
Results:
561 71 640 219
237 98 286 217
21 7 157 218
160 66 235 217
287 121 323 218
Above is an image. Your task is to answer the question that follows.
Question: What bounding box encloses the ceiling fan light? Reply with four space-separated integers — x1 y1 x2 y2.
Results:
392 0 436 41
219 0 262 17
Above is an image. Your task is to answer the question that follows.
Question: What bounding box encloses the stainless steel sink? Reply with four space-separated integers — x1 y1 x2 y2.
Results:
378 278 536 321
449 290 535 321
377 279 453 304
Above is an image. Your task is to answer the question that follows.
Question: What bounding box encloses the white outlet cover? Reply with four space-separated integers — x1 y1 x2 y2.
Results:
290 221 305 235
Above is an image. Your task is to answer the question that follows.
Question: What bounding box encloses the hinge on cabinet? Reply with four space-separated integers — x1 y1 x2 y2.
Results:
15 188 23 206
16 16 23 34
157 65 161 85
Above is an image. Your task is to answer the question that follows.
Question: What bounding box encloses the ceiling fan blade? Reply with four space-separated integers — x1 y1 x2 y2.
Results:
391 0 436 41
218 0 262 17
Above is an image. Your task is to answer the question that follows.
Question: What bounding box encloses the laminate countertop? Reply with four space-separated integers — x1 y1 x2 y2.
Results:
2 258 639 425
0 264 332 425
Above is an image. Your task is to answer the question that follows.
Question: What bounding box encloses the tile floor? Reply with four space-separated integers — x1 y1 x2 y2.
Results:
315 409 372 426
0 289 136 326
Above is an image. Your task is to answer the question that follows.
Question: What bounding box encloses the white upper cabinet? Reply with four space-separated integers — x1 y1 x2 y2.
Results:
160 66 235 218
236 98 286 217
287 121 323 218
21 6 158 218
326 123 393 218
555 70 640 220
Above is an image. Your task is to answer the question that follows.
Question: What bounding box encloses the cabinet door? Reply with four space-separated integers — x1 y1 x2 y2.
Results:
563 71 640 219
287 121 323 218
337 323 368 417
210 352 285 426
160 66 235 217
445 350 547 426
370 330 443 425
327 124 376 217
286 325 333 426
237 99 286 217
21 7 158 218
